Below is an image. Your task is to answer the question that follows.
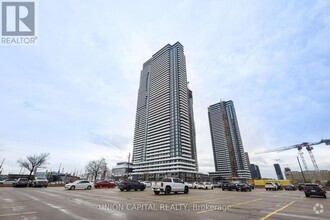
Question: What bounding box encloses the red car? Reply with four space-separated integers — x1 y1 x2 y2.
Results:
94 180 115 188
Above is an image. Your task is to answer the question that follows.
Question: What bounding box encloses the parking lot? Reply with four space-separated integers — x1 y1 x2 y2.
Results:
0 186 329 220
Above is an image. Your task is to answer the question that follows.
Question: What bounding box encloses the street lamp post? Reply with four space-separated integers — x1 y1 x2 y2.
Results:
127 153 130 178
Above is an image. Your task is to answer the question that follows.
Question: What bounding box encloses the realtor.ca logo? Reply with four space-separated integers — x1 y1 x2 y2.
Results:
1 1 38 45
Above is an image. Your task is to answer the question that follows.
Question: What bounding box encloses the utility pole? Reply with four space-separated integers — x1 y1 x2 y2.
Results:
127 153 131 178
297 156 306 183
58 163 61 174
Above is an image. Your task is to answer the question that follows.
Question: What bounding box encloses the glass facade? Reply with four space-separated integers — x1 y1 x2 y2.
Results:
208 100 251 179
132 42 198 179
111 162 133 178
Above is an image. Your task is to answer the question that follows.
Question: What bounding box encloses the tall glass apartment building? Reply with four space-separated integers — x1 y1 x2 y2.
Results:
208 100 251 179
274 163 284 180
250 164 262 179
132 42 198 180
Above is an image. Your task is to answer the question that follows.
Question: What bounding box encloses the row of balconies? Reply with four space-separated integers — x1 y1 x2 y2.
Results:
133 161 196 170
147 127 170 140
147 139 171 148
134 159 196 168
133 165 196 173
147 118 170 130
148 110 170 125
151 65 170 79
146 145 170 153
145 154 170 160
149 78 170 96
135 156 196 164
146 149 170 157
147 134 171 143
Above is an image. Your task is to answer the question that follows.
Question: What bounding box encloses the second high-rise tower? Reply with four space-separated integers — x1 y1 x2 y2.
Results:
208 100 251 179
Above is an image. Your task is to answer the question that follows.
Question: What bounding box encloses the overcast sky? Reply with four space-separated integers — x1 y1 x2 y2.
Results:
1 0 329 178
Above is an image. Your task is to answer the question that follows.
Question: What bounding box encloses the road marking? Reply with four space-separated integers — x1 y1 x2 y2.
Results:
142 196 188 202
197 198 262 214
0 211 37 217
136 194 214 203
0 206 25 209
191 196 234 204
274 192 288 197
259 201 295 220
44 202 90 220
229 198 262 208
16 191 91 220
176 196 235 206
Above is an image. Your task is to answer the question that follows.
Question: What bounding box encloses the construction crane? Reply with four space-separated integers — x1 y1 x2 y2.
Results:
0 158 4 174
256 139 330 171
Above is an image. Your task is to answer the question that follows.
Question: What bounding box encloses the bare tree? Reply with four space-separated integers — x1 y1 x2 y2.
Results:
85 158 108 181
17 153 50 180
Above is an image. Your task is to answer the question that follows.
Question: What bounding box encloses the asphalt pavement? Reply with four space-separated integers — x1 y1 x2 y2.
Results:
0 186 329 220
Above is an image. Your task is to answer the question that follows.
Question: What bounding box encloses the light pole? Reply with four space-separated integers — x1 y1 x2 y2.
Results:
127 153 130 178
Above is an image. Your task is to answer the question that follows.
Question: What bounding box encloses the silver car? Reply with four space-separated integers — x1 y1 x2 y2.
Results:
65 180 93 190
0 179 16 185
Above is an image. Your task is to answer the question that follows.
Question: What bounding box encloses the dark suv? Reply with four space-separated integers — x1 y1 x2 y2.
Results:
118 179 145 192
236 183 252 192
242 182 254 190
298 183 305 191
222 182 237 191
304 184 326 198
284 184 296 191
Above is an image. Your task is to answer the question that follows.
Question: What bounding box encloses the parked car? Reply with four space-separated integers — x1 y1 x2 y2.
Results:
265 182 278 191
222 182 237 191
94 180 115 188
65 180 93 190
192 182 200 189
231 183 238 190
236 182 252 192
284 184 296 191
274 183 282 190
198 182 213 190
212 183 221 188
141 181 152 188
197 183 205 189
298 183 305 191
304 183 326 198
118 179 145 192
0 179 16 185
13 178 29 187
246 183 255 190
152 178 189 195
185 182 193 188
221 182 230 191
32 177 48 188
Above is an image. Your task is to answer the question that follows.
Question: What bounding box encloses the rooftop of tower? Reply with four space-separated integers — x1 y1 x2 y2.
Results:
142 42 184 67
